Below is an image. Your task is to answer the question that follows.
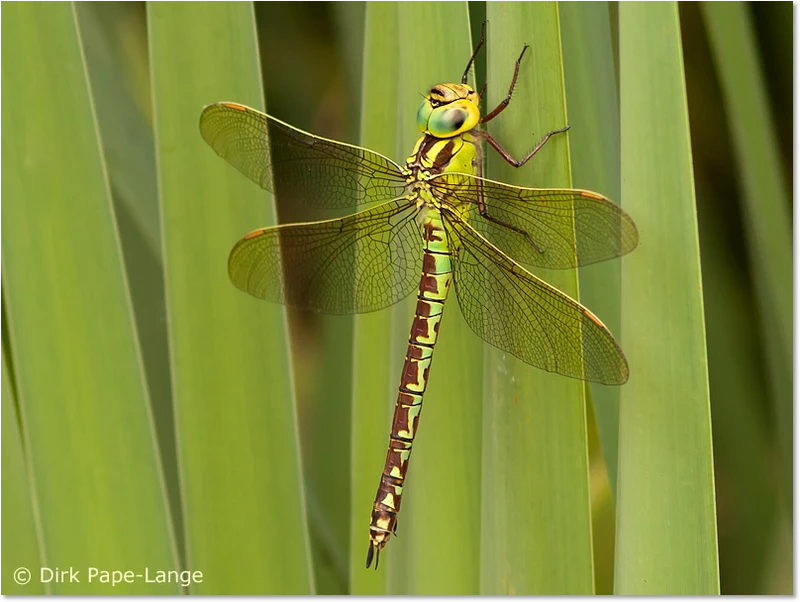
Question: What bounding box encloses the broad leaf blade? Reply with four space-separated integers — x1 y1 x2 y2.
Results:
560 5 621 591
2 353 44 594
701 1 792 513
481 2 594 594
560 2 622 497
2 3 179 593
350 2 398 593
615 3 719 593
148 3 311 593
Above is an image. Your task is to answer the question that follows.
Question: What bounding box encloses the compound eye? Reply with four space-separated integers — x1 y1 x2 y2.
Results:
428 107 467 136
426 99 480 137
416 98 433 132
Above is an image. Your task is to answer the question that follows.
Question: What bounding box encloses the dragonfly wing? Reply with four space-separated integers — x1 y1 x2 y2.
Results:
443 209 628 385
430 173 638 269
229 198 423 314
200 102 409 209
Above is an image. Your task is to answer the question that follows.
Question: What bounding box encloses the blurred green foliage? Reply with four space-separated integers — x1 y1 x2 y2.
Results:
2 2 791 594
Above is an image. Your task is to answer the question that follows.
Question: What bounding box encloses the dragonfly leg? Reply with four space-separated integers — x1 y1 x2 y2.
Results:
472 130 544 255
478 203 545 255
462 20 488 84
480 45 529 124
481 125 571 168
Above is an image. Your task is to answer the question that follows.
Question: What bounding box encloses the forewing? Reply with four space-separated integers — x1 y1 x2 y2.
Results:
443 209 629 385
229 199 423 314
200 102 409 209
430 173 638 269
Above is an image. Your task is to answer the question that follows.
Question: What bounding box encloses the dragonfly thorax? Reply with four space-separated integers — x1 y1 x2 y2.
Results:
416 83 480 138
405 133 479 187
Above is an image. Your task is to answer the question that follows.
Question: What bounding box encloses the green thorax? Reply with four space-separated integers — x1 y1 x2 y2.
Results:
405 132 479 177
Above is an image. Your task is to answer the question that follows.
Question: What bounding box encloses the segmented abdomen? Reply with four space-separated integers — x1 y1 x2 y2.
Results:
367 209 452 566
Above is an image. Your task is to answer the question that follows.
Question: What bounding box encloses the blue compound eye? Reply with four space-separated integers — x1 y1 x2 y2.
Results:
416 99 433 133
426 100 479 137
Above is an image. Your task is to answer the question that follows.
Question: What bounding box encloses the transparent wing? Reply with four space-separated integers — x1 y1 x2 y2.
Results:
229 199 423 314
200 102 409 209
443 209 628 385
430 173 638 269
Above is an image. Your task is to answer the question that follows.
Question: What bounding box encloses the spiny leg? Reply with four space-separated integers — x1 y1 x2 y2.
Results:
472 127 569 255
462 20 487 84
480 205 545 255
480 44 529 124
473 138 544 254
481 125 571 168
478 42 571 162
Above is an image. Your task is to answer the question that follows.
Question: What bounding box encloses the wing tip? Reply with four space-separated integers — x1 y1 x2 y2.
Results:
602 360 630 386
198 101 254 138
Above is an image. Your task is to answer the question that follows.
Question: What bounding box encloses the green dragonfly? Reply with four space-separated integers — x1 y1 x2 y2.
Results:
199 29 638 569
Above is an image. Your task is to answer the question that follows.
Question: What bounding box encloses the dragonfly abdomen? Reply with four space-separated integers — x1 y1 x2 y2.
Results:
366 210 452 568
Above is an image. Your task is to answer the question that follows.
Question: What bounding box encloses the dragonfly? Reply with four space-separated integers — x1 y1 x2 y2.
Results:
199 26 638 570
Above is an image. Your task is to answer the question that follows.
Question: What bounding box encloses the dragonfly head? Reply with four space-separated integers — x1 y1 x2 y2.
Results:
416 83 480 138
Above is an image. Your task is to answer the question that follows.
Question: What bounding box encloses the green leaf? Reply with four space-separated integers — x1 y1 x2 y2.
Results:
301 11 364 595
615 3 719 593
303 313 353 594
349 3 398 594
481 3 594 594
75 3 182 555
148 3 311 593
695 176 779 593
74 3 160 256
2 353 44 594
560 6 620 591
701 1 792 513
2 3 179 593
560 2 622 497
